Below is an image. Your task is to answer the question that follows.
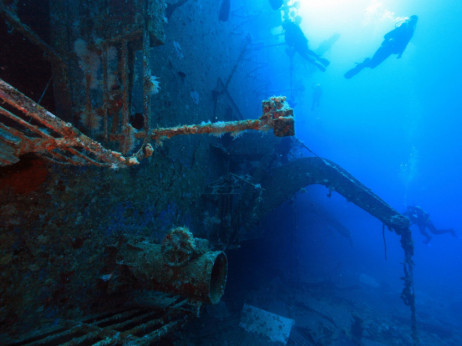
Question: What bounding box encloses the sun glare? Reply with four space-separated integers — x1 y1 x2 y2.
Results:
295 0 399 38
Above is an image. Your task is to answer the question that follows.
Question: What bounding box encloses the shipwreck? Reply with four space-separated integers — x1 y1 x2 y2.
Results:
0 0 417 344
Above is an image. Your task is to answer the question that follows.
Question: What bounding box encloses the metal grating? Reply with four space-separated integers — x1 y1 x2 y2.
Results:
8 295 198 345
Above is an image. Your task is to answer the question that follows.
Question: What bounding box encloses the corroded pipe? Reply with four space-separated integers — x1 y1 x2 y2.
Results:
117 228 228 304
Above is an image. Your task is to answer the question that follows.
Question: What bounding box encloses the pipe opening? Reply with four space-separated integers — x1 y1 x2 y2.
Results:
209 252 228 304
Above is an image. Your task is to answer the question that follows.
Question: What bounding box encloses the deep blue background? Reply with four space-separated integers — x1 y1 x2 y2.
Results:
235 0 462 318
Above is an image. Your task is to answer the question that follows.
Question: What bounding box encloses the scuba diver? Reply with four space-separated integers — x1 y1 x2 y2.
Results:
345 15 418 79
404 205 456 244
311 83 322 111
218 0 230 22
268 0 283 10
283 19 330 72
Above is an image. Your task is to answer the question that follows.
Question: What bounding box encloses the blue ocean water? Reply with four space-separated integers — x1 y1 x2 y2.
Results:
299 0 462 309
293 0 462 298
227 0 462 344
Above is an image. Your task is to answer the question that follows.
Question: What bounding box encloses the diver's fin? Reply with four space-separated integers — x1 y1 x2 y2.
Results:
344 66 361 79
319 57 330 67
344 58 370 79
314 61 326 72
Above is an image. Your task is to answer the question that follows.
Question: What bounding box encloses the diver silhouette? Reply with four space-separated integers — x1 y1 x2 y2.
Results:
268 0 283 10
283 20 330 72
311 83 322 111
404 205 456 244
345 15 418 79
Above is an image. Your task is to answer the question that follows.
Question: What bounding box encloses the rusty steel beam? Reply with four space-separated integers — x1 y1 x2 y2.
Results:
143 27 152 132
1 78 294 167
0 78 140 167
149 96 294 143
102 47 109 142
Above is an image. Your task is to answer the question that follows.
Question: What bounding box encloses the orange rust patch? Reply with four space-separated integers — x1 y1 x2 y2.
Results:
0 157 49 194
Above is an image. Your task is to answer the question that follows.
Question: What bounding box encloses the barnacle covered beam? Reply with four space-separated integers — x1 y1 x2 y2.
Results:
149 96 294 142
0 78 140 167
0 77 294 167
260 156 409 232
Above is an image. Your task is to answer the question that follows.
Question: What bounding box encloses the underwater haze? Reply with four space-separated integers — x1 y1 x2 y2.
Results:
225 0 462 344
1 0 462 344
295 0 462 304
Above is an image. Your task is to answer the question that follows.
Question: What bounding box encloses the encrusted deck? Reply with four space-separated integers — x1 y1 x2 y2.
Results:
5 293 198 345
